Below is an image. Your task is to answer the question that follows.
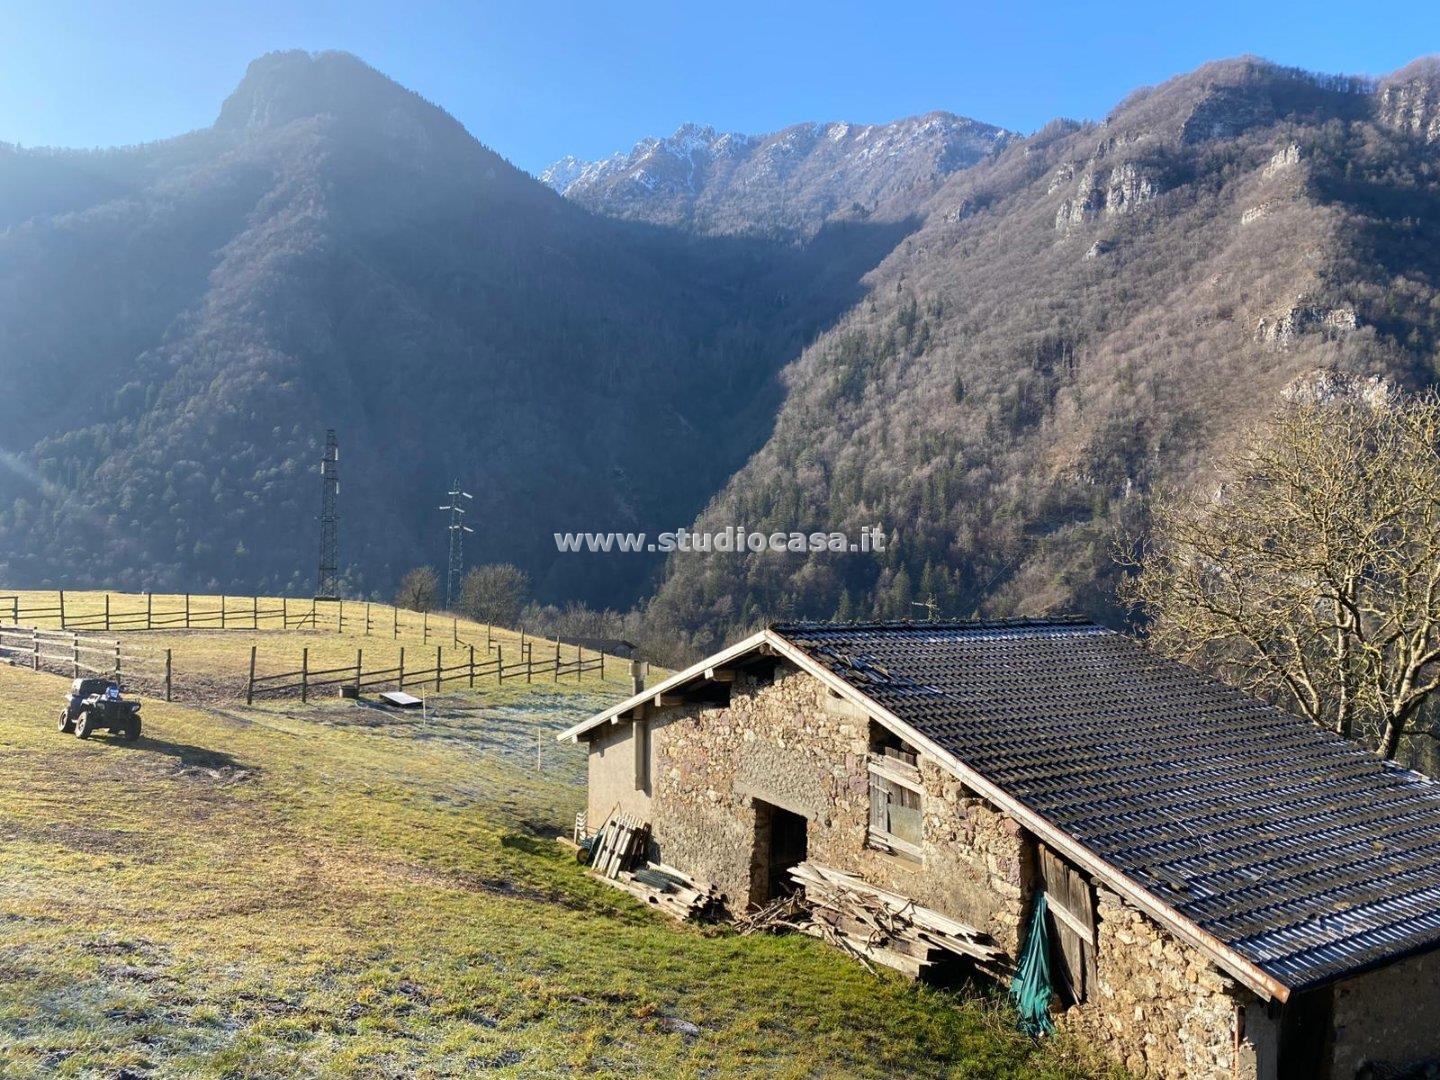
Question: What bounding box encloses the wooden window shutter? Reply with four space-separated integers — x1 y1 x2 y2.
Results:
870 777 887 833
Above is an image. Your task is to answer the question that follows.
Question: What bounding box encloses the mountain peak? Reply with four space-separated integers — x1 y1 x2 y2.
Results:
215 50 456 135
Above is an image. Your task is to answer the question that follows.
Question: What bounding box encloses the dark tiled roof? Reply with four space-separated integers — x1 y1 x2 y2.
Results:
773 618 1440 991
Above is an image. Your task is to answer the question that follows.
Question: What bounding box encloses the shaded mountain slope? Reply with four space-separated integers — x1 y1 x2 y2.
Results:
0 50 898 604
643 57 1440 656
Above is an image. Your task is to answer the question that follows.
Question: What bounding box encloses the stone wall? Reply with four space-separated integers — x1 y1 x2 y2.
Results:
1330 946 1440 1076
1062 888 1257 1080
645 662 1033 953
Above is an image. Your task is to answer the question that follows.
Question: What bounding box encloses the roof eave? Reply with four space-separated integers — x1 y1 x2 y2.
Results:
556 629 770 742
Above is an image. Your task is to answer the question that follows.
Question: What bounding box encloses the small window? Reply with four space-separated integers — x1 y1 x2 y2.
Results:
868 760 923 860
872 777 921 844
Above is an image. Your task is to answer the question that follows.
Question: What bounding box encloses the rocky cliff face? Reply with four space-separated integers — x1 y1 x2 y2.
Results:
1378 59 1440 143
542 112 1014 237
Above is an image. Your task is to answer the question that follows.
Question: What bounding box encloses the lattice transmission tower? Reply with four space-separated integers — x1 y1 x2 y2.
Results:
439 481 473 609
316 429 340 600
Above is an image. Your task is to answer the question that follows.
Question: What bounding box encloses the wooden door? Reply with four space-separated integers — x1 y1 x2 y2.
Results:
1039 843 1097 1004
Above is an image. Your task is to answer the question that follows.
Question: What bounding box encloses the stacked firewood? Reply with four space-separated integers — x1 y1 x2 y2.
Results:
788 862 1005 979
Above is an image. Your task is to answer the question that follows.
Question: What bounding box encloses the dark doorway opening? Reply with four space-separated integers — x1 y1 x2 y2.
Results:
752 800 808 904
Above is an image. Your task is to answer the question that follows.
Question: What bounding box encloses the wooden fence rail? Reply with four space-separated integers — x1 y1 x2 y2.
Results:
0 625 172 700
0 592 512 650
1 592 621 705
245 642 602 703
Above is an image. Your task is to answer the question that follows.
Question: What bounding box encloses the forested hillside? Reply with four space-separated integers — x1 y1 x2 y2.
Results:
0 51 909 606
642 57 1440 655
6 50 1440 661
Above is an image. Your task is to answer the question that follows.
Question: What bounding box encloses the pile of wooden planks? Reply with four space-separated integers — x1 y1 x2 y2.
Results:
603 862 722 922
582 815 721 920
789 862 1005 979
587 813 647 878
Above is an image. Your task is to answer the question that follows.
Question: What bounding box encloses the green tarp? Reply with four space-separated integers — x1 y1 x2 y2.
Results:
1009 892 1056 1036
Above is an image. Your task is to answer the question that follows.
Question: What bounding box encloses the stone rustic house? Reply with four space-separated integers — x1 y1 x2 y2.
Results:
561 619 1440 1079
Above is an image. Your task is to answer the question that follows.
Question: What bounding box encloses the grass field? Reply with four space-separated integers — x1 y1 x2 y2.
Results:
0 602 1118 1078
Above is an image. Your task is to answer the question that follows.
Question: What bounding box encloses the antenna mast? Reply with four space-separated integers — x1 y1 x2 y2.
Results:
316 429 340 600
910 594 939 621
439 480 474 610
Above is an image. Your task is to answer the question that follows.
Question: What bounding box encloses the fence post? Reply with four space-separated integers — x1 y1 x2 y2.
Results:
355 649 363 693
393 606 398 640
72 632 79 678
32 628 39 671
423 612 429 643
309 599 316 629
365 602 372 636
486 624 492 651
338 599 344 634
114 639 121 681
435 645 442 691
165 649 173 702
58 589 66 629
526 642 533 684
104 593 111 631
576 644 582 682
147 592 154 630
553 639 560 683
185 593 191 629
220 594 227 630
469 644 476 689
10 596 17 624
283 597 289 628
600 651 606 680
301 648 309 704
253 595 259 630
246 646 256 704
398 647 406 690
496 644 503 682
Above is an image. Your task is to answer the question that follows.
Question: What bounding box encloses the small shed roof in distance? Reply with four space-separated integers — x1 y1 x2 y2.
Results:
775 618 1440 994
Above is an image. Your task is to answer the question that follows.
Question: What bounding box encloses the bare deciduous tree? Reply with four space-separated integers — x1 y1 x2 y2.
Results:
457 564 529 627
395 566 439 613
1119 383 1440 760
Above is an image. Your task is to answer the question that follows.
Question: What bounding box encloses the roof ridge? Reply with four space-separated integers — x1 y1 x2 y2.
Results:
770 614 1097 633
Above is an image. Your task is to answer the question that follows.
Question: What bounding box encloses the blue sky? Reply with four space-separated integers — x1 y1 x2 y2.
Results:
3 1 1435 174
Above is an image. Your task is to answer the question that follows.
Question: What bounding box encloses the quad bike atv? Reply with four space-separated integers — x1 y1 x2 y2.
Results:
58 678 142 741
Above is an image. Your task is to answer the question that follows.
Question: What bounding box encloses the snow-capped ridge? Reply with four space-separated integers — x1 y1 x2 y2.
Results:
540 110 1016 235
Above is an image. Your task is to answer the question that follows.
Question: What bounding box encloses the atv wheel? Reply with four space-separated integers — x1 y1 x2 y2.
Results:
57 708 75 734
74 712 93 739
123 718 142 742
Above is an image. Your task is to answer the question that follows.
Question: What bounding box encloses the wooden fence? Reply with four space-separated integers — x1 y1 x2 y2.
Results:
0 626 173 700
246 641 605 703
0 591 504 647
0 591 625 705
